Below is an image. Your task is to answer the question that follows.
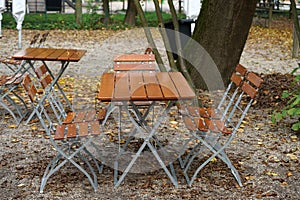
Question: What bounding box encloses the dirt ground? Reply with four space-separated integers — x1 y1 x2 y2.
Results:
0 19 300 199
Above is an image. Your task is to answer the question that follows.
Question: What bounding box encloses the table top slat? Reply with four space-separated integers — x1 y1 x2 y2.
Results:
11 48 37 59
114 73 130 101
142 72 164 100
129 72 147 100
97 73 115 101
34 48 57 60
58 49 86 61
169 72 196 99
156 72 179 100
23 48 48 60
45 49 67 60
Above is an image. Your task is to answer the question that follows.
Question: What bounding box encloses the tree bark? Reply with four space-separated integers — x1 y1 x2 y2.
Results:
124 0 137 25
75 0 82 25
184 0 257 90
103 0 110 25
291 0 300 58
134 0 167 72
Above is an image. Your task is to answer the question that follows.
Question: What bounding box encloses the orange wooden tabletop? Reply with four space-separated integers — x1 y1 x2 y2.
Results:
97 72 195 102
12 48 86 62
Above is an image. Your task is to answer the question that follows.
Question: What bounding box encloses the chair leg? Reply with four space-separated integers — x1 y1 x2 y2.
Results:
40 139 100 193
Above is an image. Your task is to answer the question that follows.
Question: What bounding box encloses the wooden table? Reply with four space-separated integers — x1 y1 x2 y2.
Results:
12 48 86 122
97 71 195 187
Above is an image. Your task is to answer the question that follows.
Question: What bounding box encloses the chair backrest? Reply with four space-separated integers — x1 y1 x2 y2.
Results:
37 31 50 48
35 64 53 89
22 73 67 128
223 72 263 132
29 33 40 47
215 64 248 118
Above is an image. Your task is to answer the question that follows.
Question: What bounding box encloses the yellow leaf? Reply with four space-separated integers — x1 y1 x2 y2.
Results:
287 154 297 161
8 124 17 129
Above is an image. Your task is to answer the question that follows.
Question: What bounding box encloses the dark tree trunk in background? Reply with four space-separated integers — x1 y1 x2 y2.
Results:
184 0 257 90
75 0 82 25
124 0 137 25
103 0 110 24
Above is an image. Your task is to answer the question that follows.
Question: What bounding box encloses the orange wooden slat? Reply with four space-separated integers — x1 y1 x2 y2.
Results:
54 124 65 140
73 111 86 123
12 48 37 60
58 49 85 61
66 124 77 138
45 49 66 60
40 74 52 89
156 72 179 100
90 121 101 135
183 116 198 131
142 72 164 100
247 72 263 88
113 63 156 71
187 106 199 117
242 82 257 99
168 72 196 99
23 48 48 60
204 118 219 133
114 73 130 101
214 120 232 134
63 112 76 124
34 49 57 60
113 54 155 62
67 50 86 61
96 109 107 121
129 72 147 101
235 64 247 76
230 73 243 86
79 122 89 137
97 73 115 101
195 118 208 132
85 110 97 122
35 64 48 79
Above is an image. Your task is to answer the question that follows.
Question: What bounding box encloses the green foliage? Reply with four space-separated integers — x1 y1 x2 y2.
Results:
272 67 300 131
1 11 185 30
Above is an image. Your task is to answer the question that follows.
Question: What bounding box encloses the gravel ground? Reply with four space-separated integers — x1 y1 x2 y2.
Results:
0 24 300 199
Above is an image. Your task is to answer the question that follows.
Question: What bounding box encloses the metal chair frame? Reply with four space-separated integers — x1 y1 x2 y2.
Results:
180 71 263 187
22 73 105 193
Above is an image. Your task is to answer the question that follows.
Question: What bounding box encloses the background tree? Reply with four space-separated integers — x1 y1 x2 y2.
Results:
124 0 137 25
75 0 82 25
184 0 257 90
103 0 110 25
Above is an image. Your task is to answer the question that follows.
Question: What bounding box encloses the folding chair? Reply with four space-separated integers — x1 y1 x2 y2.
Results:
180 64 248 120
180 71 263 186
22 73 106 193
0 73 28 125
25 64 74 123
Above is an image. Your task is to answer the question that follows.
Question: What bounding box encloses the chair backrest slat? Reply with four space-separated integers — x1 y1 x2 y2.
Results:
235 64 247 76
242 81 258 99
247 72 263 88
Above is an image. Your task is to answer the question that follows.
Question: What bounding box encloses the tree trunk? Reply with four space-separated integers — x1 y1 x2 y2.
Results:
184 0 257 90
291 0 300 58
103 0 110 25
124 0 137 25
75 0 82 25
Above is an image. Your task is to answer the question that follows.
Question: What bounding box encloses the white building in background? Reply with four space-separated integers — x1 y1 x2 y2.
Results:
183 0 202 32
183 0 202 19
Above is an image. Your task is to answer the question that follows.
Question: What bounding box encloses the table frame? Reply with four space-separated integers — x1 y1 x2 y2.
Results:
97 71 195 186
